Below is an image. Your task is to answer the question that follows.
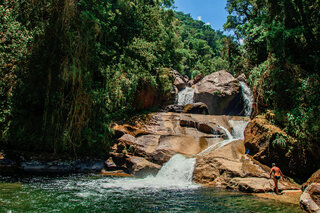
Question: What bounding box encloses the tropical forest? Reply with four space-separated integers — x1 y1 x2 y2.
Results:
0 0 319 212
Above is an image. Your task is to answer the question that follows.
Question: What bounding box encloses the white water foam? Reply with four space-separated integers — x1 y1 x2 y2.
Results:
197 119 250 156
217 125 233 140
98 154 198 190
239 81 254 116
177 87 195 105
197 125 235 156
229 120 249 139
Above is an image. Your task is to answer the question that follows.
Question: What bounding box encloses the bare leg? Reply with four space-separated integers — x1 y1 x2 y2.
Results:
272 178 279 194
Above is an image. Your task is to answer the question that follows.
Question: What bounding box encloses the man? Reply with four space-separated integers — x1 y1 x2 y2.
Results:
269 163 284 194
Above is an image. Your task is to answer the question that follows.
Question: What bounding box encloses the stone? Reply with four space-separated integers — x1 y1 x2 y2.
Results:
300 183 320 213
193 70 245 115
128 156 161 177
163 104 184 113
109 112 249 176
183 102 209 115
229 177 299 193
300 169 320 213
171 70 188 91
193 139 299 192
188 74 204 86
237 73 247 82
302 169 320 191
244 115 320 180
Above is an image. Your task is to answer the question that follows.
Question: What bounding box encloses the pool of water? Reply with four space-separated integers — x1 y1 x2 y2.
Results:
0 174 303 213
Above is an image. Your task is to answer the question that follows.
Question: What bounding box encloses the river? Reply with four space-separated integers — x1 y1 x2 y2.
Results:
0 173 302 213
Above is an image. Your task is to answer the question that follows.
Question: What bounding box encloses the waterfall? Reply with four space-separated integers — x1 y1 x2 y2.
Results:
100 154 198 190
197 126 235 156
176 87 194 105
197 119 249 156
217 125 233 140
239 81 253 116
155 154 196 184
229 120 249 139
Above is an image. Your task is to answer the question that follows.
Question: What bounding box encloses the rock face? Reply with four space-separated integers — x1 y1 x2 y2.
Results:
183 102 209 115
244 114 320 180
193 139 299 193
107 112 248 176
188 74 204 86
171 70 188 91
300 183 320 213
302 170 320 191
193 70 245 115
300 169 320 213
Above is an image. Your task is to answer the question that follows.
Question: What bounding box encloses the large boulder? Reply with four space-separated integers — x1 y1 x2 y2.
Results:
188 74 204 86
300 183 320 213
109 112 249 175
302 169 320 191
183 102 209 115
244 114 320 180
163 104 184 113
193 70 244 115
300 169 320 213
128 156 161 177
193 139 299 192
171 70 188 91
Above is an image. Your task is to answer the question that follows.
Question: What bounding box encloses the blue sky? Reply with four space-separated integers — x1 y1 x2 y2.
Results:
174 0 229 32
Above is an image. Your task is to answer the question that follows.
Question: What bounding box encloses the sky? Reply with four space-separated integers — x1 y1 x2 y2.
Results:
173 0 230 32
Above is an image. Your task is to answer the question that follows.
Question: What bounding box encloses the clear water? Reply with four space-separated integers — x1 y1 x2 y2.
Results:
0 174 302 213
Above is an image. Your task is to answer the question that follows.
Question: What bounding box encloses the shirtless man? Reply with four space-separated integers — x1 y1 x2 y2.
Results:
269 163 285 194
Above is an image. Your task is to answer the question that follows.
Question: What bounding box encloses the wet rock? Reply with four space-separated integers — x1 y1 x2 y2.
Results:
300 183 320 213
110 112 249 176
183 102 209 115
163 104 184 113
193 70 244 115
300 169 320 213
229 177 298 193
244 115 320 180
302 169 320 191
193 139 299 192
129 156 161 177
105 157 117 168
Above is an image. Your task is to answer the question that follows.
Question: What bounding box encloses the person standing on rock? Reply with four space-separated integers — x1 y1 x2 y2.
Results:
269 163 284 195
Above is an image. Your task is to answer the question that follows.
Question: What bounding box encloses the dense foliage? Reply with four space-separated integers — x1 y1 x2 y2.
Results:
0 0 226 156
224 0 320 173
175 12 227 78
0 0 184 155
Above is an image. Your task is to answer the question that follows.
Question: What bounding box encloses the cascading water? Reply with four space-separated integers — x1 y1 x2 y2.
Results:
99 154 198 190
239 81 254 116
176 87 195 105
229 120 249 139
197 119 249 156
197 126 235 156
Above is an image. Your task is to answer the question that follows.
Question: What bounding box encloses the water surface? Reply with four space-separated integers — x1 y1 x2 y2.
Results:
0 174 302 213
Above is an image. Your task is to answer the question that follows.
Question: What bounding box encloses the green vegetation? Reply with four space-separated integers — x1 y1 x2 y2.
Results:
0 0 225 156
224 0 320 172
175 12 227 78
0 0 181 155
1 0 318 172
